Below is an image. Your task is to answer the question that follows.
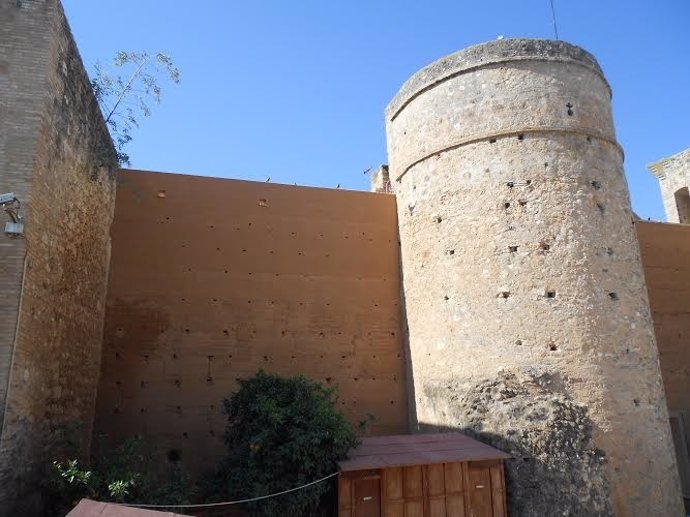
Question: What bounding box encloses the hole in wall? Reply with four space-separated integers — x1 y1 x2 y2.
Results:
504 202 511 209
515 340 523 346
435 216 442 223
540 242 551 251
546 290 556 299
517 134 524 141
498 291 510 299
509 245 519 253
609 292 619 300
448 249 455 256
606 247 614 256
519 199 527 206
549 343 558 351
566 102 574 116
633 399 640 407
444 295 449 301
587 136 592 143
525 179 532 186
591 180 602 190
507 182 514 188
489 138 497 143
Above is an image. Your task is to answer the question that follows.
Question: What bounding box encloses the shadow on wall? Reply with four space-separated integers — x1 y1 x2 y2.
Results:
416 368 615 517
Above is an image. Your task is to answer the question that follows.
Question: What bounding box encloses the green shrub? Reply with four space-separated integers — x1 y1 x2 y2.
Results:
208 371 359 517
45 435 195 515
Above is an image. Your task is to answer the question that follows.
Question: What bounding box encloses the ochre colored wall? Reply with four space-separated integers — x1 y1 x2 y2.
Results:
95 170 408 472
637 221 690 412
0 1 117 513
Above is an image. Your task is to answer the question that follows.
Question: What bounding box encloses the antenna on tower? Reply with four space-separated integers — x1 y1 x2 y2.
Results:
549 0 560 40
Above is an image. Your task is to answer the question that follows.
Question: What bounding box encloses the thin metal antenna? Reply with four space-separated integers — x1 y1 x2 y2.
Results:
549 0 560 40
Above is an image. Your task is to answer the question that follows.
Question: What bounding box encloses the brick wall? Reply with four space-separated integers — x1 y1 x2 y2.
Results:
94 170 408 474
0 1 117 513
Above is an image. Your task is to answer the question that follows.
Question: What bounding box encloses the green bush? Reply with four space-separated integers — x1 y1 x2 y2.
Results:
208 371 359 517
45 435 195 516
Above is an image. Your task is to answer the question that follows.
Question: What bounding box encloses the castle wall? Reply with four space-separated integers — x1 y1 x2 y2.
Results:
648 149 690 223
0 1 117 513
386 39 683 516
94 170 408 473
637 221 690 413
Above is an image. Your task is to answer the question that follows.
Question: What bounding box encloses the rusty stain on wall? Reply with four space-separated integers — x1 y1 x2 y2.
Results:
94 170 408 472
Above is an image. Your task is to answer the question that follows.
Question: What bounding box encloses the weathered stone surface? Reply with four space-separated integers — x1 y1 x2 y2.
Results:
648 148 690 223
0 1 116 514
426 368 613 516
386 38 684 516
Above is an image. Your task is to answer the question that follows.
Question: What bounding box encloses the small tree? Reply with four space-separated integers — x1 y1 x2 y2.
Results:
91 51 180 165
211 371 359 517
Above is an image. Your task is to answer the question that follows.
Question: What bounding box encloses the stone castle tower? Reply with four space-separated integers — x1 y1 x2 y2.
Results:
648 148 690 223
385 39 683 516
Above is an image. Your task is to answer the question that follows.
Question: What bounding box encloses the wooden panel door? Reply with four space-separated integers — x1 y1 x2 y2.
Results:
353 477 381 517
467 463 493 517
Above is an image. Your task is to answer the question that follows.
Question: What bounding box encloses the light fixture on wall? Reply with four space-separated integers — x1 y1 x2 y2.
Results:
1 192 24 237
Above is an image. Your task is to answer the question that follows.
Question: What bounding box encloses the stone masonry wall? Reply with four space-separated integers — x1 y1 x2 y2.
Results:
386 39 683 516
648 149 690 223
0 1 117 514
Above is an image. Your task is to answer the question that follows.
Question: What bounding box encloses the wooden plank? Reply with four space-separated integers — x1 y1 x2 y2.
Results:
428 496 446 517
425 463 445 496
340 475 353 511
382 500 404 517
444 462 464 494
490 463 506 517
383 467 403 500
403 466 423 498
403 500 423 517
446 494 466 517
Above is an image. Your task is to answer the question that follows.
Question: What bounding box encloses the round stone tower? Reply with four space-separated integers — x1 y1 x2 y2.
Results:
386 39 683 516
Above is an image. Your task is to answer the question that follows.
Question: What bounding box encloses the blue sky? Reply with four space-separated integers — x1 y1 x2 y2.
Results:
62 0 689 220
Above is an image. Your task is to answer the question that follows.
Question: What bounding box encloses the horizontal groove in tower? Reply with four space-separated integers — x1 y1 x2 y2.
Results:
387 39 683 517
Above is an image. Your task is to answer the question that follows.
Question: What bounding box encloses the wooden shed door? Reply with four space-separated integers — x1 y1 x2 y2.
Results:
353 477 381 517
467 463 492 517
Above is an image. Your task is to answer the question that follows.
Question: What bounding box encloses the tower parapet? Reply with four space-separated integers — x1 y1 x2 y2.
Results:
387 39 683 516
648 148 690 223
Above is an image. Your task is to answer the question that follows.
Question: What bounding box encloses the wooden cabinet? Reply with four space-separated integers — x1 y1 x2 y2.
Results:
339 461 506 517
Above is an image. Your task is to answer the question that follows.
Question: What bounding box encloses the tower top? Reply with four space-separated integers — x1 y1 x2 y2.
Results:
386 38 608 122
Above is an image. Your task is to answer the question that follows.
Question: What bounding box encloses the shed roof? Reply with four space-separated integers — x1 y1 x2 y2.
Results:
338 433 510 472
67 499 188 517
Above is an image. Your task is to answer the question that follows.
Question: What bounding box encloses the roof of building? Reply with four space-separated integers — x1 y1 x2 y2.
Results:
338 432 511 472
67 499 188 517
